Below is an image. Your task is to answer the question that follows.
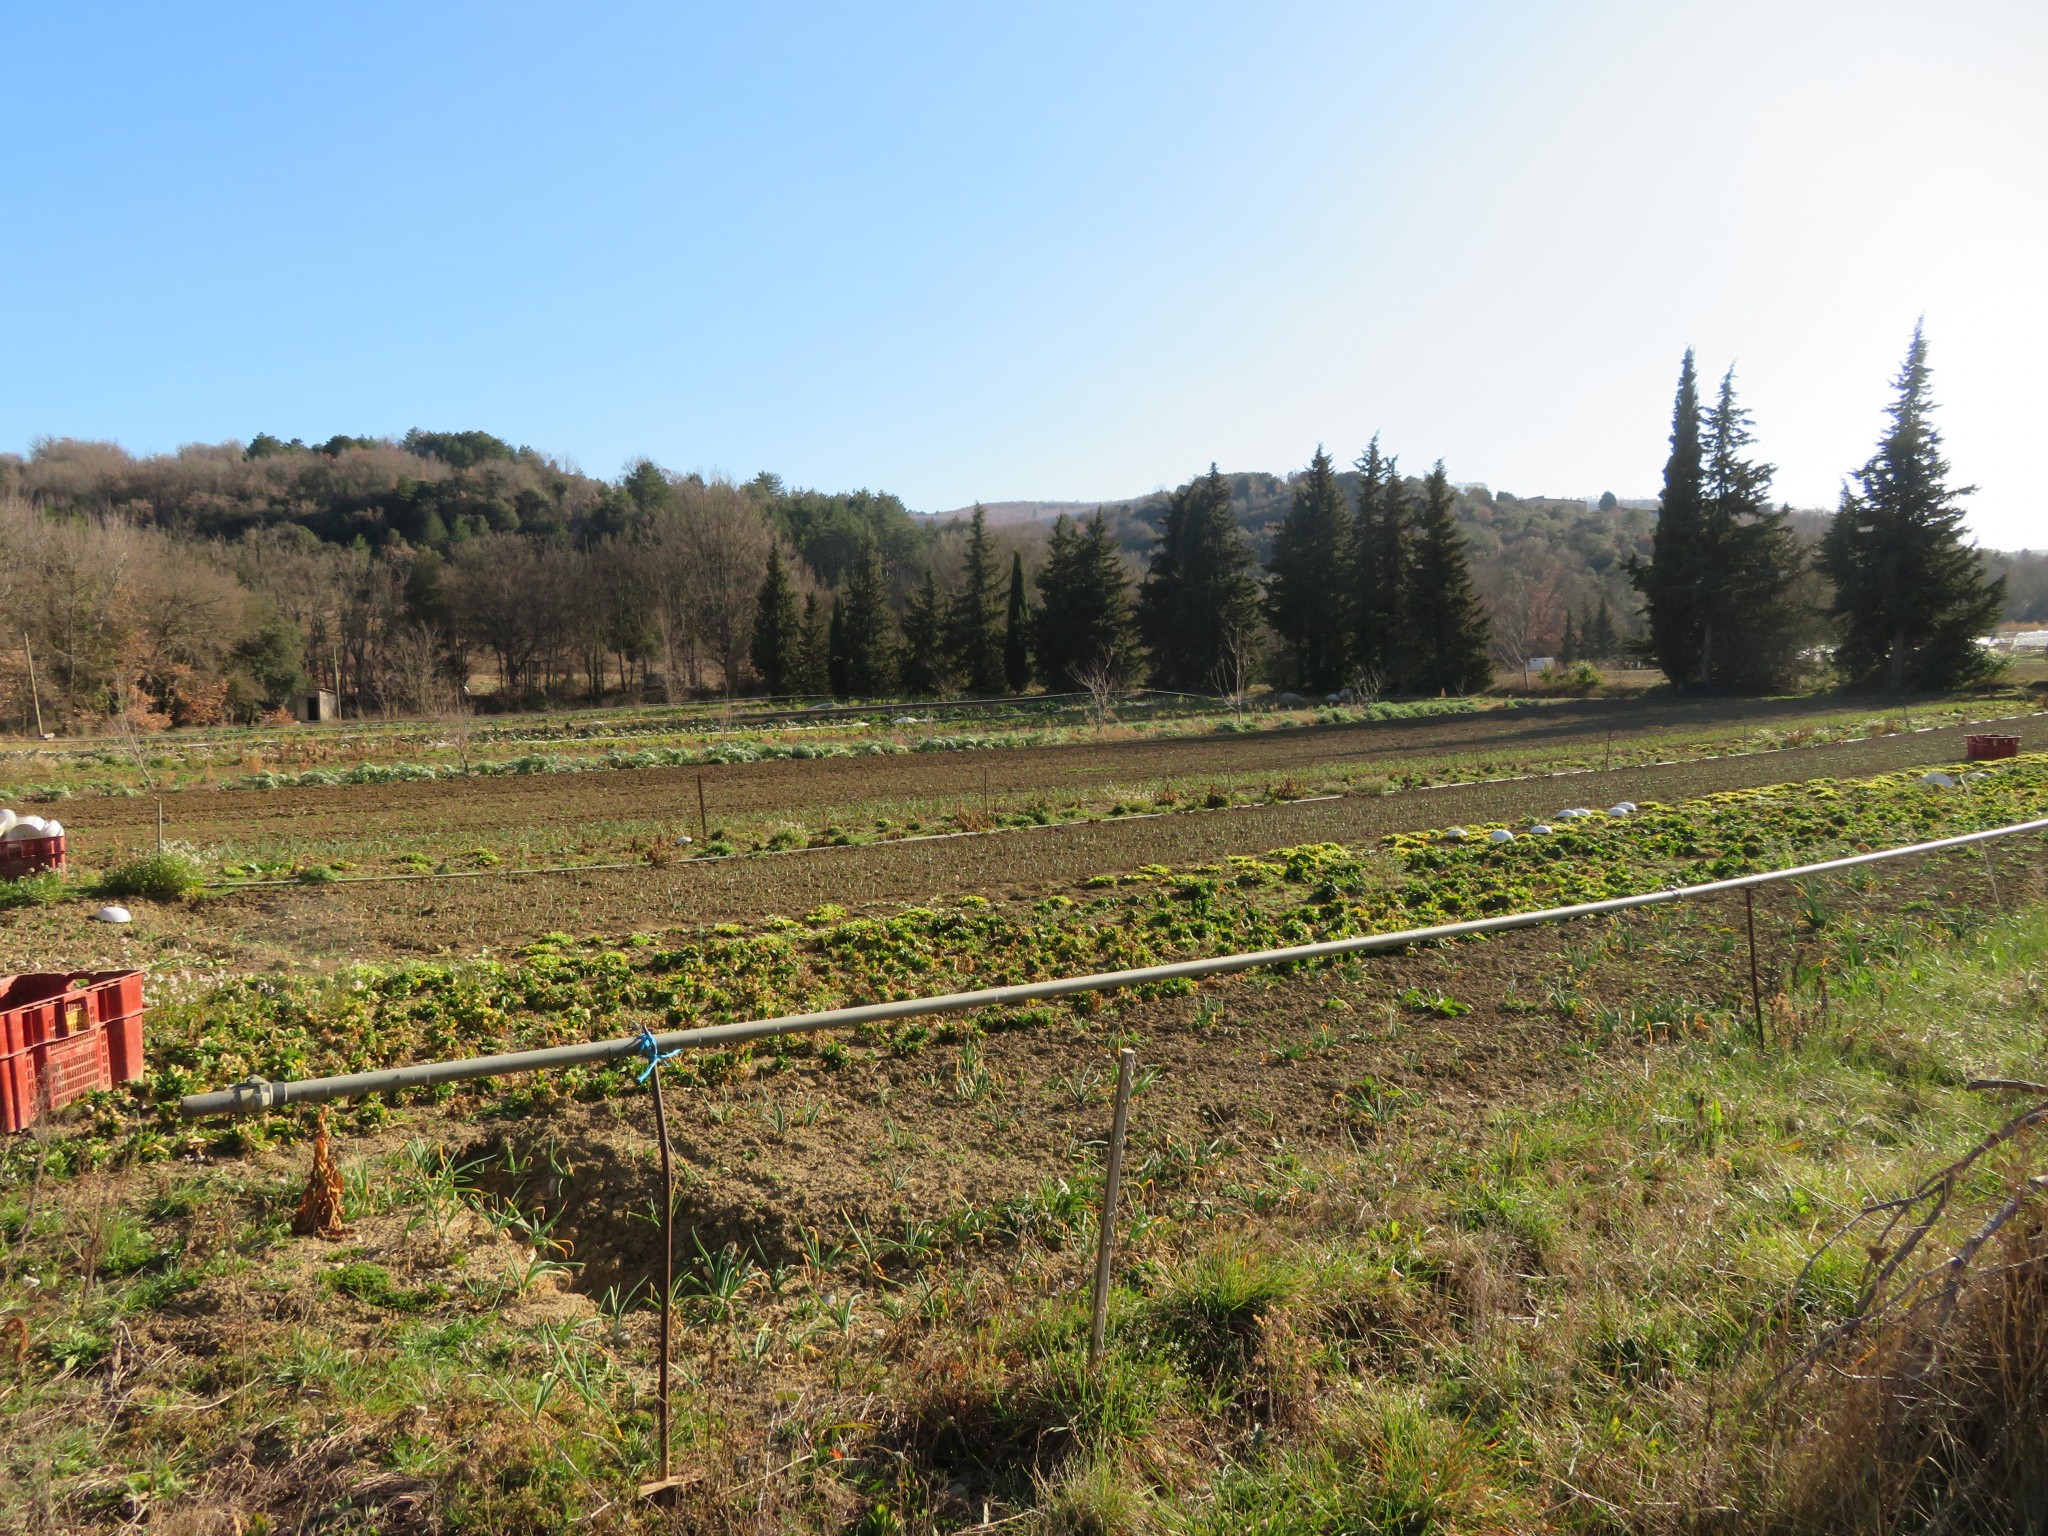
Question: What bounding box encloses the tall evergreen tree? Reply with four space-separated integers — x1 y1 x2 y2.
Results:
1265 447 1355 691
900 568 951 697
749 543 800 695
946 505 1006 694
1138 465 1262 691
825 596 847 697
1351 439 1413 693
1559 611 1579 664
1698 367 1807 691
834 538 897 696
1003 550 1032 693
1819 324 2003 692
1588 598 1618 663
794 592 832 696
1034 512 1139 691
1407 462 1493 695
1631 350 1709 689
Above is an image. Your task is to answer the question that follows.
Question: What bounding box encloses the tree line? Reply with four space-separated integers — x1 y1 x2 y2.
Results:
1631 324 2005 694
745 448 1497 706
0 326 2021 735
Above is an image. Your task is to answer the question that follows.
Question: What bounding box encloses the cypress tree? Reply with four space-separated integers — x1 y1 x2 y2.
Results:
1407 462 1493 695
946 505 1006 694
1138 465 1261 691
1699 367 1807 691
900 569 951 698
1034 512 1138 691
795 592 831 696
1589 598 1617 663
1559 611 1579 664
835 539 896 696
1819 324 2003 692
1265 447 1355 692
1631 350 1708 689
749 543 800 696
1003 550 1032 693
1351 438 1412 694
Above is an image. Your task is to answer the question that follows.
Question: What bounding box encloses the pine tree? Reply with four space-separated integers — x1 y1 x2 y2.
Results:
749 544 800 696
1407 462 1493 695
1265 448 1355 692
1003 550 1032 693
1631 350 1708 689
1351 438 1413 694
1559 611 1579 664
1699 367 1807 691
1138 465 1262 691
794 592 831 696
1819 324 2004 692
900 569 951 697
835 539 896 696
946 506 1006 695
1034 512 1139 691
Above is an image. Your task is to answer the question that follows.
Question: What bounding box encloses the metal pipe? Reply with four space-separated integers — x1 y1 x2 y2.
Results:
1088 1049 1137 1368
178 816 2048 1119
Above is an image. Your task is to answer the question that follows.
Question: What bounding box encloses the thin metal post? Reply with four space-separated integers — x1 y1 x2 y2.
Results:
695 774 708 844
1982 844 2003 910
639 1057 679 1499
1744 887 1765 1048
22 633 44 739
1088 1049 1137 1368
1603 726 1612 774
156 797 165 856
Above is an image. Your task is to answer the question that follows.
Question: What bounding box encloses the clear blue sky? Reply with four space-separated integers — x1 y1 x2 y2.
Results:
4 2 2041 545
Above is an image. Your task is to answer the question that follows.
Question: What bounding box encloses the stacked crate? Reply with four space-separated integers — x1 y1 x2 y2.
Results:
0 971 146 1132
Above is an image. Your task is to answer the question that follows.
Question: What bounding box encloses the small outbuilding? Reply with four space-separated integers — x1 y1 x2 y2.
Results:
291 689 340 723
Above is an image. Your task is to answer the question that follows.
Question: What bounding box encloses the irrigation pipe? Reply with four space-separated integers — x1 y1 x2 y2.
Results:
180 814 2048 1119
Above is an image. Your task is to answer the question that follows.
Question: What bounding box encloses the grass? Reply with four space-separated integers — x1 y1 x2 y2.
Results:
6 885 2048 1529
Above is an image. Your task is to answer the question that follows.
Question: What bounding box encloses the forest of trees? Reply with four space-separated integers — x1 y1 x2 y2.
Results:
0 325 2028 735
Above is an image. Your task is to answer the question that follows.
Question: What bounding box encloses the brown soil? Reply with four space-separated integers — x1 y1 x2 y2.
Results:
435 840 2034 1304
68 697 2023 861
9 709 2022 976
11 829 2031 1534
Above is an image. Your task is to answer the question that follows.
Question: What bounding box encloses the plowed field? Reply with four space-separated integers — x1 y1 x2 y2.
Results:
8 708 2036 971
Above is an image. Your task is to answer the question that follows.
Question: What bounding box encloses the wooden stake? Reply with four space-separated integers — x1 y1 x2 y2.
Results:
639 1053 679 1500
1744 887 1765 1049
1982 844 2004 910
696 774 708 843
1088 1048 1137 1368
155 797 165 855
22 633 44 739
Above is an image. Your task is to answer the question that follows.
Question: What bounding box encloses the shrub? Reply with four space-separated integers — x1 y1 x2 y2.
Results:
96 852 205 902
0 870 70 909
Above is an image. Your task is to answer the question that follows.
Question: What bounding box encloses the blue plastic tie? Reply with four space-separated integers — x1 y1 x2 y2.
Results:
635 1026 682 1082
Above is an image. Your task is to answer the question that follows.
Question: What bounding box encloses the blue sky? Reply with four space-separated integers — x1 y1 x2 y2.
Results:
3 2 2041 545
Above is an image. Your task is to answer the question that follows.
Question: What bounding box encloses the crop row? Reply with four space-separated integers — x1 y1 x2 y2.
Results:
32 754 2033 1173
7 697 1497 803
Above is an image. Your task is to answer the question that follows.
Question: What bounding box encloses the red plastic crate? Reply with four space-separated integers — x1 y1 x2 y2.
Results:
0 970 146 1132
1965 734 2020 761
0 834 66 880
